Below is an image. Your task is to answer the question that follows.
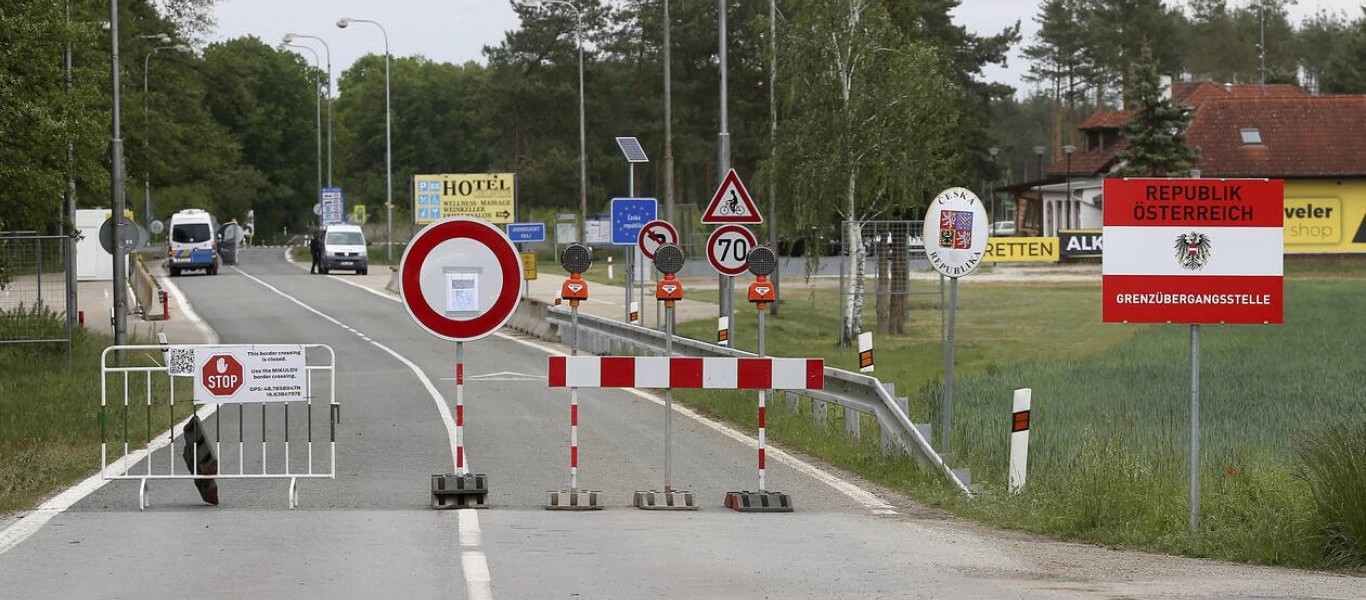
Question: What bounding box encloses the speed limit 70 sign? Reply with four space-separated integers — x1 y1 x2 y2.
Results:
707 224 757 276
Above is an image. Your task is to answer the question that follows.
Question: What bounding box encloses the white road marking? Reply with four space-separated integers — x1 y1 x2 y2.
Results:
0 276 219 555
321 265 901 516
231 265 493 599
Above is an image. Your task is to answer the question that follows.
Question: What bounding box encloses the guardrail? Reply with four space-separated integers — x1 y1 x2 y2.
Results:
532 304 973 496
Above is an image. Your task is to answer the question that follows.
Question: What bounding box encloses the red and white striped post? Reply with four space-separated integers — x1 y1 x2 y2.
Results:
455 342 465 476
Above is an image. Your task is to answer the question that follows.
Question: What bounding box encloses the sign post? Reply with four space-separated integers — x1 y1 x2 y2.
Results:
399 216 524 509
923 187 989 456
639 220 678 331
632 243 697 510
702 169 763 353
547 243 602 510
1102 177 1284 532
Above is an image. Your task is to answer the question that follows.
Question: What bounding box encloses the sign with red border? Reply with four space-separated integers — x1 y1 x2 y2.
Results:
1102 178 1284 324
637 219 678 260
399 216 524 341
701 169 762 224
707 224 757 276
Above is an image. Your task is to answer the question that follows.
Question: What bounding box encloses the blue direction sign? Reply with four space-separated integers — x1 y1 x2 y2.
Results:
320 187 345 226
506 222 547 243
611 198 658 246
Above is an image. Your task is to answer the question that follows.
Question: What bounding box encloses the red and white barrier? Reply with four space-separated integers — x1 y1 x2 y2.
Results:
548 356 824 390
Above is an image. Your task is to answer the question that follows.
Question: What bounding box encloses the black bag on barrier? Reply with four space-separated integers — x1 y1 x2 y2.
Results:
181 415 220 505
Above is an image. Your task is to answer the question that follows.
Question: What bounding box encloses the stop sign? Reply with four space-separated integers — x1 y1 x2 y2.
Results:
201 354 244 397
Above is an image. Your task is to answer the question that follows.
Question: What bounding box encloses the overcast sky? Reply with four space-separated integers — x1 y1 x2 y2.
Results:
211 0 1362 97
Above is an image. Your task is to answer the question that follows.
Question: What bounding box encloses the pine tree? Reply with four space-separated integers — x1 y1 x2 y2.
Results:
1117 45 1198 177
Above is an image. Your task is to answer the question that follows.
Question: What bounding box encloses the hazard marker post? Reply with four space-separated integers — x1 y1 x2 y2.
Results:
858 332 874 373
547 243 603 510
725 245 792 512
632 243 697 510
1008 388 1031 493
399 216 524 509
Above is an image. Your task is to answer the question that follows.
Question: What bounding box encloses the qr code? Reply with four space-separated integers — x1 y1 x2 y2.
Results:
167 347 195 377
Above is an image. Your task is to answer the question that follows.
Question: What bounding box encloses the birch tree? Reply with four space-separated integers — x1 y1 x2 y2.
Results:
772 0 959 345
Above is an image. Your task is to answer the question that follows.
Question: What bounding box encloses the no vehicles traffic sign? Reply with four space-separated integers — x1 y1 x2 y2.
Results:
399 217 525 342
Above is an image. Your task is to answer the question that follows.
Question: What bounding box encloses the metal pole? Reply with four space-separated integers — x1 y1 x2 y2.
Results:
942 277 959 454
65 0 77 331
285 43 323 216
382 28 392 263
143 53 151 232
574 6 587 243
1190 323 1200 532
111 0 128 347
664 304 674 492
717 0 733 346
570 305 580 493
758 307 767 492
288 35 332 187
456 341 466 476
768 0 779 317
663 0 674 224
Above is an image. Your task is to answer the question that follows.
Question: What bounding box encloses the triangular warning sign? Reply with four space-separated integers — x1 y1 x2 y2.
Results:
702 169 763 224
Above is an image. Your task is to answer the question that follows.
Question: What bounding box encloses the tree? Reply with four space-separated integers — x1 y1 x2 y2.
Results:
1297 9 1354 93
1023 0 1091 156
1083 0 1185 104
1319 8 1366 94
774 0 958 343
1117 45 1198 177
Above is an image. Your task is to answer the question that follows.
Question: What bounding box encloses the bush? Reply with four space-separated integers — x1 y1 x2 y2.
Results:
0 303 70 343
1297 418 1366 567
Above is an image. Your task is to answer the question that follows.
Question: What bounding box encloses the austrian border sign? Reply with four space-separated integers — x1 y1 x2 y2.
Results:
414 173 517 225
924 187 989 278
193 345 307 403
1102 178 1284 324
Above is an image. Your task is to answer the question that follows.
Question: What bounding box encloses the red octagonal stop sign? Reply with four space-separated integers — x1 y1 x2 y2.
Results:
202 354 244 397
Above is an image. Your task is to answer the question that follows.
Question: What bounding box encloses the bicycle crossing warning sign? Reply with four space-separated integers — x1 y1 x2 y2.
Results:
701 169 762 225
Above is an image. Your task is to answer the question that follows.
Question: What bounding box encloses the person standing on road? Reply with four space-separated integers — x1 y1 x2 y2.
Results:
309 230 323 274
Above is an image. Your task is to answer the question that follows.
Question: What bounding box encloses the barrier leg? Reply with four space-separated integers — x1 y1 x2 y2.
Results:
548 305 602 510
726 306 792 512
138 478 149 511
634 304 696 510
433 342 489 509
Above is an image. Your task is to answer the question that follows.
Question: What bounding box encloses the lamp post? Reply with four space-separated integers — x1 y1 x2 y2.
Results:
336 18 393 263
284 33 332 188
518 0 586 243
280 42 323 215
987 146 1000 224
109 0 129 347
1062 144 1076 235
143 44 190 231
1033 145 1046 181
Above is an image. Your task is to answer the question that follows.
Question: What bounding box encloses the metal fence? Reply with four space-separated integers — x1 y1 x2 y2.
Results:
835 221 943 345
0 232 74 357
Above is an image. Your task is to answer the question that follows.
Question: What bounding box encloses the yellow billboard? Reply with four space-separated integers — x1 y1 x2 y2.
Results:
413 173 516 225
1284 181 1366 254
983 236 1060 262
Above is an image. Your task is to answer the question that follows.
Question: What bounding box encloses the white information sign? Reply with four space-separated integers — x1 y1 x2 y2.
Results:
447 272 481 313
193 345 307 404
923 187 989 278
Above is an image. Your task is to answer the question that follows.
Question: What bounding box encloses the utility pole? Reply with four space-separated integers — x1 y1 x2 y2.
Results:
663 0 674 224
65 0 78 331
768 0 779 316
717 0 734 343
110 0 128 347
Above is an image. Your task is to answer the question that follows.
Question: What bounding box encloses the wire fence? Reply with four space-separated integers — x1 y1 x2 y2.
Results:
836 220 944 345
0 232 74 356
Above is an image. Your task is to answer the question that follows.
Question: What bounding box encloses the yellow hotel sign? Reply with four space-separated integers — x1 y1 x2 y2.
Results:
414 173 516 225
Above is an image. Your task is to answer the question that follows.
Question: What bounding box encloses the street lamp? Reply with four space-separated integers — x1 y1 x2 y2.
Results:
1033 145 1046 181
1062 144 1077 234
279 42 324 215
517 0 587 243
987 146 1000 224
284 33 332 188
143 43 191 231
336 17 394 263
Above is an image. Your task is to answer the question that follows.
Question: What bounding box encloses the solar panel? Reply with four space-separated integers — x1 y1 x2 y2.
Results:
615 137 649 163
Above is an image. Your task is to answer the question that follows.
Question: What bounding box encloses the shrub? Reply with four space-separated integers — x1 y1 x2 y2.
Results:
1297 418 1366 567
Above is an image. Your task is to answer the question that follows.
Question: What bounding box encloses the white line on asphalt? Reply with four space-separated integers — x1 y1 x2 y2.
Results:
322 268 902 516
231 265 494 599
0 276 220 555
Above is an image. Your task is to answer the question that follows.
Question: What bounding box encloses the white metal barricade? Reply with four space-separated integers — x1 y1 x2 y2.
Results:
99 344 340 509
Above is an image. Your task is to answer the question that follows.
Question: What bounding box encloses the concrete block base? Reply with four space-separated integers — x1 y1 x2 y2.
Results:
632 490 698 511
546 490 604 510
724 491 793 513
431 473 489 509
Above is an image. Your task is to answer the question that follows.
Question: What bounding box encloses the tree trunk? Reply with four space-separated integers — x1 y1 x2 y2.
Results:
889 231 908 335
843 220 865 345
875 228 889 335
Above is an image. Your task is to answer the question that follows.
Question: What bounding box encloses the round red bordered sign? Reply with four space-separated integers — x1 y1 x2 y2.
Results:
706 224 757 276
399 217 524 342
637 219 679 260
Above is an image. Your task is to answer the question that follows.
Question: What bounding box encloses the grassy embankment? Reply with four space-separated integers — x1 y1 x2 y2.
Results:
666 257 1366 569
0 313 180 515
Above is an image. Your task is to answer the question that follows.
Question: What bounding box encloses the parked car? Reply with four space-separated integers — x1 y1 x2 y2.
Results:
991 221 1017 236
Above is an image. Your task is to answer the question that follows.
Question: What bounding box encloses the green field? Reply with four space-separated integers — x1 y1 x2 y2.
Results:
670 259 1366 568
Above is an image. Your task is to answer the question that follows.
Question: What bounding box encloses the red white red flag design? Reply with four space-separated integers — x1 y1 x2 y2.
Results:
1102 178 1284 324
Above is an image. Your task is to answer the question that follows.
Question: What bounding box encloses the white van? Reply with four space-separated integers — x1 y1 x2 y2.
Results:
167 209 220 276
320 224 368 275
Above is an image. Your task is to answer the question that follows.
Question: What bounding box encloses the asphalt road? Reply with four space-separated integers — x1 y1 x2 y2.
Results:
1 247 1360 599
